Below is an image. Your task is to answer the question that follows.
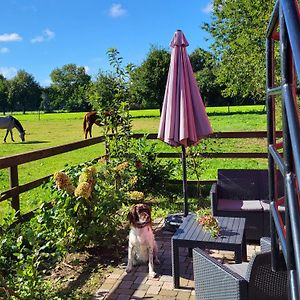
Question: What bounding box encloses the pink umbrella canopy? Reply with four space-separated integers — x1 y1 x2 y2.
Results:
158 30 213 218
158 30 212 146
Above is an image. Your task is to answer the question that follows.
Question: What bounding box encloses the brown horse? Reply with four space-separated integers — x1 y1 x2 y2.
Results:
83 111 104 139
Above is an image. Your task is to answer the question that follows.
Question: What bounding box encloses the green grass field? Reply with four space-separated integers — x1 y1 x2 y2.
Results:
0 105 269 219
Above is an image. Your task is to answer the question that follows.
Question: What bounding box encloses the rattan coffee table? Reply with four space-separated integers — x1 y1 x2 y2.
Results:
172 214 247 288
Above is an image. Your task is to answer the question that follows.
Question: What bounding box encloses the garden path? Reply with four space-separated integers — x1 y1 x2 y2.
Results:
92 218 260 300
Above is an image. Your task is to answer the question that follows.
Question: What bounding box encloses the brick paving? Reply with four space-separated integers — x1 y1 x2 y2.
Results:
93 218 261 300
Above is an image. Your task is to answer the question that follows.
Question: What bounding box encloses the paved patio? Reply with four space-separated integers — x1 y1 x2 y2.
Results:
93 218 261 300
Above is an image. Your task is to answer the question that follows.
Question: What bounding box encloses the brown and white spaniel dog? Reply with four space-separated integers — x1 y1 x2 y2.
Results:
126 203 159 277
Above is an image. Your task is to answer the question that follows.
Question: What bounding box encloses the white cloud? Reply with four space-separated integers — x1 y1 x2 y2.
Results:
84 66 91 74
202 3 213 14
31 28 55 43
44 29 55 39
0 33 22 42
109 3 127 17
31 36 44 43
41 78 52 87
0 47 9 54
0 67 17 79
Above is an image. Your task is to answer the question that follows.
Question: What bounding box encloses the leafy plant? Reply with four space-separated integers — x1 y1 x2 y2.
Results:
0 211 65 299
128 137 175 195
1 155 149 299
187 139 212 197
97 48 133 161
45 161 128 250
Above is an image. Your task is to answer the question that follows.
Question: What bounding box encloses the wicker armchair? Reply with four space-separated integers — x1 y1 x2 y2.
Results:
260 236 272 253
193 248 288 300
211 169 284 240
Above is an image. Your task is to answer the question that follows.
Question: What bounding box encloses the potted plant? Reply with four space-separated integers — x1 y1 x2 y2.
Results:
196 209 220 238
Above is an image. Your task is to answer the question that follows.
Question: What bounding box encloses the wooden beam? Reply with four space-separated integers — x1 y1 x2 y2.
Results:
0 136 105 169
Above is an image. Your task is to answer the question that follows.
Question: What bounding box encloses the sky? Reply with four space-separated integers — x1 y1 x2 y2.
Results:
0 1 213 87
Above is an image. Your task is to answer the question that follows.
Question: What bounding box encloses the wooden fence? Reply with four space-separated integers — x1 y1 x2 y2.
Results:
0 131 282 223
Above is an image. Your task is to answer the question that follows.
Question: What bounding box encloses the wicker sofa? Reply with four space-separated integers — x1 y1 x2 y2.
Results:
193 247 288 300
211 169 284 240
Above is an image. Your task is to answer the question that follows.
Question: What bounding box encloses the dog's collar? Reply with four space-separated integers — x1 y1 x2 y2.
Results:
135 220 151 228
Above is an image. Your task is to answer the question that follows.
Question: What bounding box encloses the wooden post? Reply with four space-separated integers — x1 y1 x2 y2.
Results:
9 166 20 217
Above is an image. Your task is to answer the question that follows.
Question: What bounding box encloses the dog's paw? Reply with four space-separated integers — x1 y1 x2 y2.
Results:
148 271 157 278
126 266 132 273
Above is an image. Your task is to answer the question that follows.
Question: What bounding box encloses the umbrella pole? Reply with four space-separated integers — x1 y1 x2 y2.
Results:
181 145 188 217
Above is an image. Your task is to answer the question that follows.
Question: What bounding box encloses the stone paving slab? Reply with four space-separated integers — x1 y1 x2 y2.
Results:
93 218 260 300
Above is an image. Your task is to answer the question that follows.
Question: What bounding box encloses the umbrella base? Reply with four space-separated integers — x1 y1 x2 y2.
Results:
164 213 185 232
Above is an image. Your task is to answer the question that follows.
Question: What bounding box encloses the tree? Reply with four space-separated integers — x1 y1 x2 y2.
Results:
40 86 61 111
88 48 132 160
189 48 223 106
129 46 170 110
88 48 130 121
190 48 210 73
8 70 42 113
50 64 91 111
0 75 8 114
88 71 119 113
203 0 274 102
88 49 130 122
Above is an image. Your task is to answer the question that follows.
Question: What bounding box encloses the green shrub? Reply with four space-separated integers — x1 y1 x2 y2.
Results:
0 213 64 299
128 137 175 194
0 137 174 298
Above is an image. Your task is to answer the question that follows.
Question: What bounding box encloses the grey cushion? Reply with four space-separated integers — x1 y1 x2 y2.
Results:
225 262 249 278
218 199 263 211
260 200 285 212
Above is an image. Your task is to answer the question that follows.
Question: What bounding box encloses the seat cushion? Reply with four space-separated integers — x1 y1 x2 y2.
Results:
217 199 263 211
260 200 285 212
225 262 249 278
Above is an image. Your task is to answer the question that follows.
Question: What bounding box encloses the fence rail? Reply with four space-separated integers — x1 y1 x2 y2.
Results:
0 131 282 221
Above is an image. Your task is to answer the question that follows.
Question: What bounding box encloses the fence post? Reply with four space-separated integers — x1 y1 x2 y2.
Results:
9 166 20 217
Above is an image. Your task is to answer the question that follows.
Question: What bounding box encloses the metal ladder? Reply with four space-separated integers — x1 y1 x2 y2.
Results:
266 0 300 299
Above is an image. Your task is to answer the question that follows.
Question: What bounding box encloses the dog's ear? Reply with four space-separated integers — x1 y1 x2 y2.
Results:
147 204 152 221
145 203 151 212
142 203 151 214
127 205 136 224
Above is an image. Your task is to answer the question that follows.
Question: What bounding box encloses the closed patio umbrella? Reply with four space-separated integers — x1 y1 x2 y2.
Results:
158 30 212 219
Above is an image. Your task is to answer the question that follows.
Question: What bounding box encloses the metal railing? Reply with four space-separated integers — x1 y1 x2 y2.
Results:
266 0 300 298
